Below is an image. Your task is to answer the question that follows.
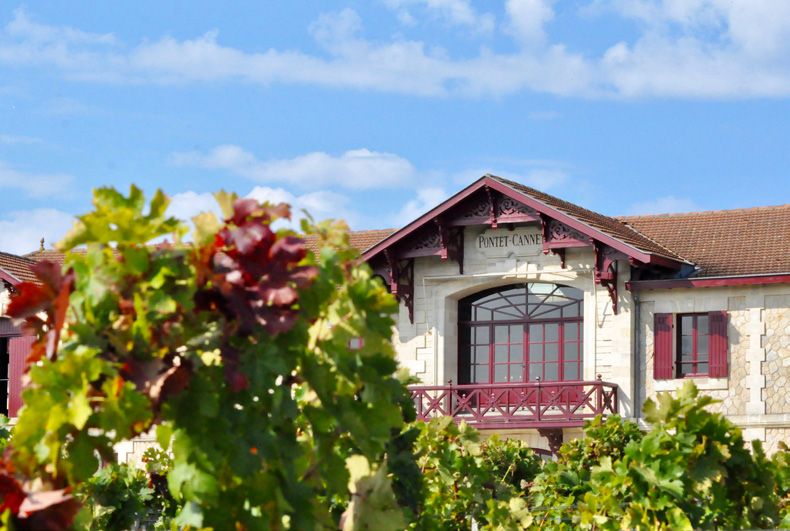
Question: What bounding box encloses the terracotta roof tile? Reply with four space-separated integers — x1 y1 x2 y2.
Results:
618 204 790 277
489 175 688 262
302 229 398 256
0 251 39 284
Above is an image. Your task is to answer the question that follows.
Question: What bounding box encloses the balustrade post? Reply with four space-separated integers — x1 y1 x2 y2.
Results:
446 380 453 416
535 376 541 422
596 374 602 415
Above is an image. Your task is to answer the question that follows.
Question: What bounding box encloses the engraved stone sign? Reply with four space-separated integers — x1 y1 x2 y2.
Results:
475 228 543 257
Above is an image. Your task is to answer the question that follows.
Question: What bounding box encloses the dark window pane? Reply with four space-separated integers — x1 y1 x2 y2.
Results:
474 365 489 383
564 324 578 341
564 341 579 360
698 363 708 374
475 346 489 364
564 362 579 381
545 343 559 362
495 326 508 343
512 366 524 382
563 303 579 318
530 344 543 362
534 307 561 319
544 364 559 381
495 345 508 363
698 316 709 335
529 364 542 381
475 327 489 344
546 323 558 342
681 315 693 334
510 325 522 341
477 308 492 321
529 325 543 343
697 335 709 356
681 336 693 354
494 365 508 383
510 345 521 363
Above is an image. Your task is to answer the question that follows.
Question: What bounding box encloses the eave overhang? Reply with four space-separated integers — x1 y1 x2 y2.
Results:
627 273 790 291
362 175 690 321
0 268 20 287
362 176 688 268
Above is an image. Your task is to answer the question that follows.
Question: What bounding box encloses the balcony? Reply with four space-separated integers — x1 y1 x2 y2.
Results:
409 377 618 431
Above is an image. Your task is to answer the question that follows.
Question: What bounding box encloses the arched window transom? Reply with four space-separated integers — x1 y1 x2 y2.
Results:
458 283 583 385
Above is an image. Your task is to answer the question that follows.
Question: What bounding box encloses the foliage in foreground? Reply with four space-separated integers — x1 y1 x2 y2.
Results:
1 186 417 530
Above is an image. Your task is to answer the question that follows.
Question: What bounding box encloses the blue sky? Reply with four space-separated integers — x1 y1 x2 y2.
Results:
1 0 789 254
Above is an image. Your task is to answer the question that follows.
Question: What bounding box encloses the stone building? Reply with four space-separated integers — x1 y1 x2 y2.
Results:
360 175 790 454
1 174 789 457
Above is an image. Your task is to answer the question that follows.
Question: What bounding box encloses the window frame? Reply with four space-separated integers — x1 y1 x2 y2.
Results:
457 283 584 385
675 313 710 378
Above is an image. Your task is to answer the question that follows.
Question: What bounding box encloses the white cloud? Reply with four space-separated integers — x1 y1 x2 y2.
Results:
4 4 790 98
0 134 43 145
168 187 362 233
0 208 74 255
166 190 223 222
0 161 74 198
390 187 449 226
383 0 495 33
625 195 700 215
172 146 417 190
505 0 556 46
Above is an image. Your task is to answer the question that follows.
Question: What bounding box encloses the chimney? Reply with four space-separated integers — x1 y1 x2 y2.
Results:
39 237 44 252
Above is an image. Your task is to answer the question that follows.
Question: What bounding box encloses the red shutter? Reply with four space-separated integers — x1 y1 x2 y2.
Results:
8 336 33 418
654 313 674 380
708 311 728 378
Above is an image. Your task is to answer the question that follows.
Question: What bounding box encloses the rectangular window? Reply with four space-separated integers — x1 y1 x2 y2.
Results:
676 314 709 377
654 311 727 380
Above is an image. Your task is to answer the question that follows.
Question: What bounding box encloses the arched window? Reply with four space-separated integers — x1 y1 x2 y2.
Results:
458 283 583 385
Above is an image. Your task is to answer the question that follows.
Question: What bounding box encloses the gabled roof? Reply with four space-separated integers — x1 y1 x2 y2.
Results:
303 229 398 257
491 176 686 263
362 174 690 268
0 251 39 285
619 204 790 277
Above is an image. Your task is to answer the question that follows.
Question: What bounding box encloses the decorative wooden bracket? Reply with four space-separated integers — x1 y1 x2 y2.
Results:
485 186 498 229
592 240 618 314
539 213 551 255
385 250 415 323
538 428 564 457
434 219 464 274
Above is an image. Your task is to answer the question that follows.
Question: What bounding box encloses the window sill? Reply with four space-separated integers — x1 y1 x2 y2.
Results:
654 377 728 392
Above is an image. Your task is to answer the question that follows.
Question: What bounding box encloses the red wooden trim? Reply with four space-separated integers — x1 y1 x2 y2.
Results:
362 177 493 259
0 268 20 286
361 176 689 269
409 379 618 430
483 178 687 268
8 335 33 417
654 313 674 380
627 273 790 291
708 311 728 378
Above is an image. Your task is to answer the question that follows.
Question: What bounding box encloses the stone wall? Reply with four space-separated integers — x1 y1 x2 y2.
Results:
393 224 637 415
763 295 790 415
638 285 790 452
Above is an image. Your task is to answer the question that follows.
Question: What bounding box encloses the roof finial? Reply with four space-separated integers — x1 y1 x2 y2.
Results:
39 237 44 252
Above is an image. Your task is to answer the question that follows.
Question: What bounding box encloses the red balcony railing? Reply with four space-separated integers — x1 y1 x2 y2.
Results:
410 377 618 430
